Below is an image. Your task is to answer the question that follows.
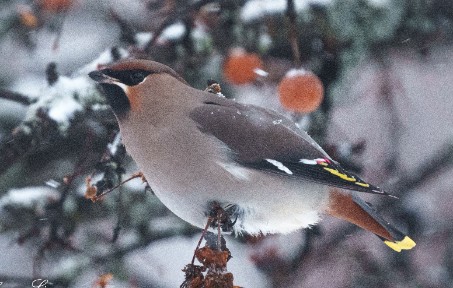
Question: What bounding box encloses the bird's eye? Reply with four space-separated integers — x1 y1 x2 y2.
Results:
131 71 145 84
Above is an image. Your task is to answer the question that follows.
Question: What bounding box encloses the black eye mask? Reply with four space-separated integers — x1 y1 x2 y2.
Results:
101 69 151 86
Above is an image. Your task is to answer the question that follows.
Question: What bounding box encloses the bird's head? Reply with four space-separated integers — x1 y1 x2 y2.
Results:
89 59 188 119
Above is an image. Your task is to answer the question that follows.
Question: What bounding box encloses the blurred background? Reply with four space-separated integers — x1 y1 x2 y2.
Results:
0 0 452 287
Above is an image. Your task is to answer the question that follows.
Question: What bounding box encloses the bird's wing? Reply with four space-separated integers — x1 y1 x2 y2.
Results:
190 96 390 196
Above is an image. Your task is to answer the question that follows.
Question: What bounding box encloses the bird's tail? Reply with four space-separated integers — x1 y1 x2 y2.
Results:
326 189 416 252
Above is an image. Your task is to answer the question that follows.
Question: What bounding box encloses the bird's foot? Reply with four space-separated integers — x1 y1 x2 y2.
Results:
207 201 238 233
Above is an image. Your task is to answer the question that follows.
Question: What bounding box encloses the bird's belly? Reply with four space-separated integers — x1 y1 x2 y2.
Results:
121 125 330 234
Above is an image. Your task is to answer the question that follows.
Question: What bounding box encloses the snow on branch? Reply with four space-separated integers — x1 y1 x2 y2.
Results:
0 47 128 176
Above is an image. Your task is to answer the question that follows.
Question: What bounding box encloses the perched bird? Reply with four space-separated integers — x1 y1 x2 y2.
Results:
89 59 415 252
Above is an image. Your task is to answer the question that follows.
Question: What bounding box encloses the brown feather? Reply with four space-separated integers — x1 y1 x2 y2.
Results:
326 189 392 240
124 86 142 112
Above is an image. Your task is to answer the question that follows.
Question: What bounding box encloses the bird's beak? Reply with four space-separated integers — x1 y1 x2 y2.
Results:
88 70 120 84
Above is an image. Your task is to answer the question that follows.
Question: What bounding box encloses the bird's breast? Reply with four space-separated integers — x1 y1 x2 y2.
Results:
119 116 235 196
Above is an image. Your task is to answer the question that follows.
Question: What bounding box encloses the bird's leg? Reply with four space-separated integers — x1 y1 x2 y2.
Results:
207 201 225 251
217 209 222 251
190 202 235 265
191 216 213 265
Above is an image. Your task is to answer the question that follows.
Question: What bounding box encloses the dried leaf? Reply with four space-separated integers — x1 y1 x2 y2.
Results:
195 247 229 268
93 273 113 288
84 176 98 201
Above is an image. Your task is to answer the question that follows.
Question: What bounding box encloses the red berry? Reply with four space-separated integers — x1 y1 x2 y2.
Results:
278 69 324 113
223 49 263 85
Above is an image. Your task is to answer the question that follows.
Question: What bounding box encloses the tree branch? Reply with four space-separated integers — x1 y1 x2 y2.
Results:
0 89 33 105
286 0 302 67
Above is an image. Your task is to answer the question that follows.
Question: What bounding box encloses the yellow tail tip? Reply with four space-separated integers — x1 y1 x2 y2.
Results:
384 236 416 252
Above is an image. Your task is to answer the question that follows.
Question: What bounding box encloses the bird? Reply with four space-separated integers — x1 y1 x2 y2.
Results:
88 59 415 252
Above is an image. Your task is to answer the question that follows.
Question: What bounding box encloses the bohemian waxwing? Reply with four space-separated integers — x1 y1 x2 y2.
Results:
89 59 415 252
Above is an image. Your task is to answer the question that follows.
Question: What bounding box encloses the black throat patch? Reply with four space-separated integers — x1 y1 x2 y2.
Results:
99 83 130 118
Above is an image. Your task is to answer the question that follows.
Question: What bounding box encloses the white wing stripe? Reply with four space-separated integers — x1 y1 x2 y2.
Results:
265 159 293 175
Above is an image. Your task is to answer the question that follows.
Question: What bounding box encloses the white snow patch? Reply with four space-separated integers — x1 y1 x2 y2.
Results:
0 186 60 209
285 68 310 78
161 21 186 41
45 179 61 189
48 95 83 124
107 133 122 156
90 103 110 111
241 0 292 22
26 75 99 132
253 68 269 77
134 32 153 49
241 0 332 22
122 176 149 192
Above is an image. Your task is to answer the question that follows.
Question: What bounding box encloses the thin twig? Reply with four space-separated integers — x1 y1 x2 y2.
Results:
0 89 33 105
112 175 123 243
191 216 213 265
93 172 144 201
46 62 59 86
0 130 34 176
286 0 302 67
217 212 222 252
375 52 402 174
52 9 70 51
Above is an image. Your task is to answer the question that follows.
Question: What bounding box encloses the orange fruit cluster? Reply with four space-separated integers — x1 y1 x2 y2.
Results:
278 69 324 113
